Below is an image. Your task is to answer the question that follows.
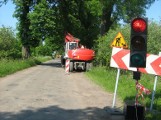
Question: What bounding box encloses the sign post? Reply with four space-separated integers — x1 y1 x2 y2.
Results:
150 75 158 111
150 52 161 111
110 47 161 111
112 68 120 108
110 32 128 110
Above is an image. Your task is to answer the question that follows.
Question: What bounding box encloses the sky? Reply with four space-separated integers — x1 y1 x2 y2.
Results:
0 1 17 29
0 0 161 29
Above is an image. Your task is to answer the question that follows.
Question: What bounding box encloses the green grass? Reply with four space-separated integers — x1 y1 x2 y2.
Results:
86 66 161 119
0 56 51 77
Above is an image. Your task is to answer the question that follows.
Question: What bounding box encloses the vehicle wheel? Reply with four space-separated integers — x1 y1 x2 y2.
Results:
69 61 74 72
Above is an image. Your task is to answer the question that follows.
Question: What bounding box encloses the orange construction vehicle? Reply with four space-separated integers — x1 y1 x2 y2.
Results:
61 33 95 72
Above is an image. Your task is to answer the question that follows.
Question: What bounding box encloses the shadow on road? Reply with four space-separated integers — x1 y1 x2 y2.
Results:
40 59 87 73
0 106 112 120
40 59 63 68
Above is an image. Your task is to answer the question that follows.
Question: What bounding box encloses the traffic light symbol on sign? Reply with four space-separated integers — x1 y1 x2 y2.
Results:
130 17 148 68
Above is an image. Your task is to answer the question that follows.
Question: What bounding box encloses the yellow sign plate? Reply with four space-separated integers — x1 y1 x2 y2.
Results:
110 32 128 49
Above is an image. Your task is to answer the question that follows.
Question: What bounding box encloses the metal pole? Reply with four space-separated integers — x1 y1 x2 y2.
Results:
150 75 158 111
150 52 161 111
112 68 120 108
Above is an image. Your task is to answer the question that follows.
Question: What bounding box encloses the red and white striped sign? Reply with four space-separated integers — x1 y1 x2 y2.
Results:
65 59 70 74
110 47 161 76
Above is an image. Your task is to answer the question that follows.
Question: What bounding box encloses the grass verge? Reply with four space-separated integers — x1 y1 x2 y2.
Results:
86 66 161 120
0 56 51 77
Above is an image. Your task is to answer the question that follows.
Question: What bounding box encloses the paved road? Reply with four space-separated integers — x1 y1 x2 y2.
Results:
0 59 124 120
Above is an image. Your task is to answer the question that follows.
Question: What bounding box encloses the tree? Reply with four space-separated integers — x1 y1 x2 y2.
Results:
1 0 156 57
29 0 56 47
0 26 21 59
0 0 8 6
53 0 155 46
13 0 33 59
99 0 155 35
57 0 100 48
74 0 101 48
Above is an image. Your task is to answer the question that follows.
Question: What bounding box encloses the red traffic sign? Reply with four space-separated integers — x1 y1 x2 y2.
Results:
110 47 161 76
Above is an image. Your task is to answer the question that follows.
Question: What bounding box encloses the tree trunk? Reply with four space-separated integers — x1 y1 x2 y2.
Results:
22 46 30 59
100 2 114 36
20 0 31 59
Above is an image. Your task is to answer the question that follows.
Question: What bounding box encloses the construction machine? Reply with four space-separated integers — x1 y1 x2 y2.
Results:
61 33 95 72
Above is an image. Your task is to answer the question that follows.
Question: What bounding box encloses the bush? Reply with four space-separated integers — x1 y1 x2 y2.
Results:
94 25 130 66
0 27 21 59
34 45 52 56
0 57 51 77
148 21 161 54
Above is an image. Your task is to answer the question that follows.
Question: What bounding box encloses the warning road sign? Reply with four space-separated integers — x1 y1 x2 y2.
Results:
110 32 128 49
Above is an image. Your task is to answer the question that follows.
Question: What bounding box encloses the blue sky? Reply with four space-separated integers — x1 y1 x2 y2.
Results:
0 1 17 29
0 0 161 29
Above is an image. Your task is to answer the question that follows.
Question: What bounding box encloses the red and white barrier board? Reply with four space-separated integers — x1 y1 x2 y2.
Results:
110 47 161 76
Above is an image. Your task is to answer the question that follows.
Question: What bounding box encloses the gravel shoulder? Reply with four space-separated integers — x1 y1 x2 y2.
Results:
0 59 124 120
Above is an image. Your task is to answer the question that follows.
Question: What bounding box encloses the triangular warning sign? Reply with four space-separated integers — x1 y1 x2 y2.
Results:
110 32 128 49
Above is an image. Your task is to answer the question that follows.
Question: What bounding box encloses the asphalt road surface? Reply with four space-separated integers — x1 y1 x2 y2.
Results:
0 59 124 120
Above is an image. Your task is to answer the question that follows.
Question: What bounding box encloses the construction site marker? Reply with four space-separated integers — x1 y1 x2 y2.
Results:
65 59 70 74
110 32 128 49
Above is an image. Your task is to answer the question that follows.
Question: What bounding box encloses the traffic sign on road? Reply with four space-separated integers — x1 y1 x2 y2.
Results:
110 32 128 49
110 47 161 76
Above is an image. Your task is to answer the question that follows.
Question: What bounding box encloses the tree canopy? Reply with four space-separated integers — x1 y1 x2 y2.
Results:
99 0 155 35
1 0 156 58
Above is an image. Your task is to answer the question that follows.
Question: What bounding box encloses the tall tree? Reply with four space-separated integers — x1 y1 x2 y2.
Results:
57 0 100 48
29 0 58 51
29 0 55 44
1 0 156 56
75 0 100 48
100 0 155 35
13 0 33 59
